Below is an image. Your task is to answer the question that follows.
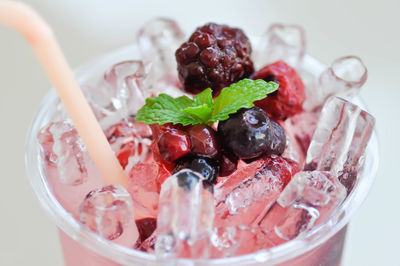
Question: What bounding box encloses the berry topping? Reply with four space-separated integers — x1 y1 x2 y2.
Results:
218 151 238 177
253 61 305 120
265 120 286 156
176 23 254 96
174 156 219 184
176 170 201 190
157 128 192 162
135 217 157 243
218 107 271 159
186 124 219 158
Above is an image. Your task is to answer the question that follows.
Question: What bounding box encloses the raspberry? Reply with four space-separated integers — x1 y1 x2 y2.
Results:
176 23 254 96
253 61 305 120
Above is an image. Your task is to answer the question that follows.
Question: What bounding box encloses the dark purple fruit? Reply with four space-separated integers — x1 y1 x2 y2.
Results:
176 170 201 190
265 120 286 156
174 156 219 184
175 23 254 96
219 151 238 177
135 217 157 243
218 107 271 159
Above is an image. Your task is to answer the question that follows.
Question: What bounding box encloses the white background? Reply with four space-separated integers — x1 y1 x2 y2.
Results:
0 0 399 265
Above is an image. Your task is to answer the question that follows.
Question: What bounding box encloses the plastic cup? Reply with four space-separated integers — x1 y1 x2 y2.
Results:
25 44 379 266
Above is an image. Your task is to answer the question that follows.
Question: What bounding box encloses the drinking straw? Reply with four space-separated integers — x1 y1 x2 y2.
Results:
0 1 128 187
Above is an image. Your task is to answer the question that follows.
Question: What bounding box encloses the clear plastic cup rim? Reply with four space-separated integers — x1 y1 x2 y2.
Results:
24 44 379 265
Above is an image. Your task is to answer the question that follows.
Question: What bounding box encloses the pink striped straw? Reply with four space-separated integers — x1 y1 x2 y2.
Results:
0 1 128 187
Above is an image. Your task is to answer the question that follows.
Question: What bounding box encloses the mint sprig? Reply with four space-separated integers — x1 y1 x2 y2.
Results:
135 79 278 126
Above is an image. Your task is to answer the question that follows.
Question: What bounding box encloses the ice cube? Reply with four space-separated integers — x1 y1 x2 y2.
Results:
45 121 89 185
303 56 367 111
79 185 139 247
104 119 153 174
38 121 105 217
127 162 171 219
214 156 299 228
254 23 306 69
282 111 319 165
155 170 214 259
84 60 147 126
211 225 266 258
137 18 185 95
304 97 375 192
104 60 147 113
258 171 346 243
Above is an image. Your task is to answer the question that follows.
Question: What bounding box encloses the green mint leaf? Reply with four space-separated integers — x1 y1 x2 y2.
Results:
208 79 278 123
135 94 201 125
183 104 213 122
193 88 213 108
135 79 278 126
187 88 214 122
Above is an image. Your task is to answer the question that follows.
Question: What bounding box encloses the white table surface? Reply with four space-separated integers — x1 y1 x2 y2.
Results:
1 0 399 265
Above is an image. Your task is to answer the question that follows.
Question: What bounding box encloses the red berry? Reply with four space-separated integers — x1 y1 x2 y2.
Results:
186 124 219 158
219 151 238 177
158 128 192 162
150 124 184 170
253 61 305 120
135 217 157 243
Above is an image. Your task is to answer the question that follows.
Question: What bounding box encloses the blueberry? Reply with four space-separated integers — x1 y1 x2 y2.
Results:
265 120 286 156
176 170 200 190
218 107 271 159
174 156 219 184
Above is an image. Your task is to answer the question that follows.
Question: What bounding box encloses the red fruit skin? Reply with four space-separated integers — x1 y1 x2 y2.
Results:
253 61 305 120
186 124 219 158
150 124 183 171
157 128 192 163
135 217 157 243
219 152 238 177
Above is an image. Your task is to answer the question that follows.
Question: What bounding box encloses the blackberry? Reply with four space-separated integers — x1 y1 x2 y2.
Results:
176 23 254 96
